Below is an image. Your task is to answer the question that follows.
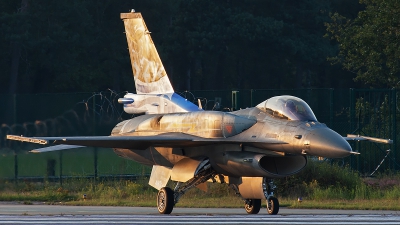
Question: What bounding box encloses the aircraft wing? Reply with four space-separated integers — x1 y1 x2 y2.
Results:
344 134 393 144
7 134 196 151
7 133 286 153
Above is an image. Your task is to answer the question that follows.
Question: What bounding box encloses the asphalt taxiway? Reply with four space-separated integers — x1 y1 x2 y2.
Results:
0 203 399 224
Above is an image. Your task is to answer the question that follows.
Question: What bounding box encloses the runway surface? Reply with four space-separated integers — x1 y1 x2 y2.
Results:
0 203 399 224
2 214 400 225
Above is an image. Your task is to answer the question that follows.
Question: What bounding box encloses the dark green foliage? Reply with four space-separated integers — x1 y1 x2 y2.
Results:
326 0 400 88
277 160 400 201
166 0 343 90
0 0 363 94
276 159 361 198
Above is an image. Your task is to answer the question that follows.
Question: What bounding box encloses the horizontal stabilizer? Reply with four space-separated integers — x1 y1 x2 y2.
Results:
345 134 393 144
31 144 85 153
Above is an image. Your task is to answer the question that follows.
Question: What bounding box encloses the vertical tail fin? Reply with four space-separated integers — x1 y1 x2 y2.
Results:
121 12 174 94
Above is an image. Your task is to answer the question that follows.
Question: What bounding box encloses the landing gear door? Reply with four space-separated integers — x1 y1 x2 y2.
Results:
171 157 208 182
149 165 172 190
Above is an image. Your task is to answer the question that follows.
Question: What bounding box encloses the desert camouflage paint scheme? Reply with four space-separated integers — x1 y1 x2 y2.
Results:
119 13 199 115
122 13 173 94
7 11 392 216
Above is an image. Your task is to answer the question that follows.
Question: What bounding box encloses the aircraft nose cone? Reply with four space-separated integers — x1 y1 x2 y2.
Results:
305 128 352 158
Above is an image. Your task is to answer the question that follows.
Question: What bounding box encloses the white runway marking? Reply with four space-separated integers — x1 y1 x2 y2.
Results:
1 215 400 225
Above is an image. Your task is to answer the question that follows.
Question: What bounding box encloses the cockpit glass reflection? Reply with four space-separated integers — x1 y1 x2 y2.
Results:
256 96 317 121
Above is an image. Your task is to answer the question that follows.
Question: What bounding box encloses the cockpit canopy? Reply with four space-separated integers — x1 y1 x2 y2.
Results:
256 95 317 121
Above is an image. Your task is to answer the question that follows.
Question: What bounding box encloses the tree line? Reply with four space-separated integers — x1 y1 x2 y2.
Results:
0 0 398 95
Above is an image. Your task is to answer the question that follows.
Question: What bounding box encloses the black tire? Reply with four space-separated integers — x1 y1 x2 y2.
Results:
266 197 279 215
157 187 174 214
244 199 261 214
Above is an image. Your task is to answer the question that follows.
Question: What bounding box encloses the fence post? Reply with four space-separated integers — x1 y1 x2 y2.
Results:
231 91 239 111
250 89 254 107
392 89 397 171
13 94 17 124
329 88 334 127
349 88 355 170
13 94 18 182
349 89 355 132
93 95 98 180
59 151 63 186
13 153 18 181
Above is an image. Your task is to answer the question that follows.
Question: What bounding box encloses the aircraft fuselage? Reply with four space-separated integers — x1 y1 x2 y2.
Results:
112 106 351 178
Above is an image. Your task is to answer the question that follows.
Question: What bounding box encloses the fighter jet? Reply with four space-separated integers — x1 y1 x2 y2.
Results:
7 11 392 215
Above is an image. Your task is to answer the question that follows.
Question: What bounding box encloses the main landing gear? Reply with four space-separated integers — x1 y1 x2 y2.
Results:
231 178 279 215
157 187 174 214
156 164 216 214
244 199 261 214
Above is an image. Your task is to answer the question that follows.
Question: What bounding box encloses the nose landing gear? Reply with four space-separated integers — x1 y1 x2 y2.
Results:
266 196 279 215
264 178 279 215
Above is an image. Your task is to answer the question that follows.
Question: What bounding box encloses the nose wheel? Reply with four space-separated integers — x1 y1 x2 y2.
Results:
157 187 174 214
266 196 279 215
263 178 279 215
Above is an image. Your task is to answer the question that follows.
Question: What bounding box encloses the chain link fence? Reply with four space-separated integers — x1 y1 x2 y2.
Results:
0 88 399 181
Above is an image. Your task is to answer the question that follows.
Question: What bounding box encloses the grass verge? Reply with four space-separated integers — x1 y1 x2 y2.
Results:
1 161 400 210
